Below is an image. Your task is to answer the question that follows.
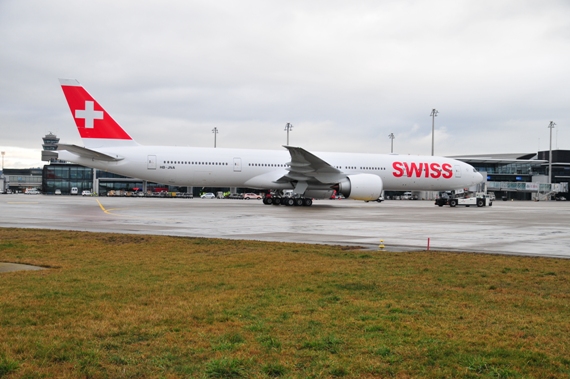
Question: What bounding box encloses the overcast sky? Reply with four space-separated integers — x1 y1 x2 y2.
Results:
1 0 569 168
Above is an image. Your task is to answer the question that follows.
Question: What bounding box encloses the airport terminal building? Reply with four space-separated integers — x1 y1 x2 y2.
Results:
453 151 569 200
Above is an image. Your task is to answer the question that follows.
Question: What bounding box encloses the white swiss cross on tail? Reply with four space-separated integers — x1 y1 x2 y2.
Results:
75 101 103 128
59 79 136 148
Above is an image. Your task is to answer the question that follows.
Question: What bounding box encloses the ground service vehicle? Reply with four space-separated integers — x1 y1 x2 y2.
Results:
435 192 492 208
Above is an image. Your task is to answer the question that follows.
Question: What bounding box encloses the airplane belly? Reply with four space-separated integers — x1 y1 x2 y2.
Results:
194 170 214 185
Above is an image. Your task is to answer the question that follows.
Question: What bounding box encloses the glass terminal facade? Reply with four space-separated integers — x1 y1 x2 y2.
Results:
42 164 93 194
461 151 569 200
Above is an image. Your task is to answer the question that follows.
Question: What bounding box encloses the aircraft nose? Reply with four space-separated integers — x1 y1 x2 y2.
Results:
477 171 484 183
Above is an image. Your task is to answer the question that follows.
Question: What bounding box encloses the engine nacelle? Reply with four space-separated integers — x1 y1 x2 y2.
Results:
336 174 383 201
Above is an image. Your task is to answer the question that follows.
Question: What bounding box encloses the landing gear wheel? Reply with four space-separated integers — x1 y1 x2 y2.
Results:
263 197 273 205
294 198 304 206
303 198 313 207
285 198 295 206
272 197 282 205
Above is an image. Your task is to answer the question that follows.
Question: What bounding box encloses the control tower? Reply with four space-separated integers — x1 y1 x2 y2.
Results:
41 132 59 162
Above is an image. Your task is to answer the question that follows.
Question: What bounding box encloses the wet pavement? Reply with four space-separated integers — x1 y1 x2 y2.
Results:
1 195 569 258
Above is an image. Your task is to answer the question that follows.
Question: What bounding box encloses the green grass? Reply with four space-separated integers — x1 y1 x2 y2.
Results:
0 228 569 378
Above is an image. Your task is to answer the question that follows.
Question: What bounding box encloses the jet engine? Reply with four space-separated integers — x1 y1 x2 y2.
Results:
335 174 383 201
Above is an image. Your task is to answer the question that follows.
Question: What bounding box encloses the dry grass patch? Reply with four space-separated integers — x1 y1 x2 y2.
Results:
1 228 569 378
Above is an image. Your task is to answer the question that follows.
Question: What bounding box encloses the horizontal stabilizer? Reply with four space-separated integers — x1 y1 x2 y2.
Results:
57 144 124 162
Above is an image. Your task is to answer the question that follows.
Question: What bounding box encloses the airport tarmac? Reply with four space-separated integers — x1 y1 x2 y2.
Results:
1 195 569 258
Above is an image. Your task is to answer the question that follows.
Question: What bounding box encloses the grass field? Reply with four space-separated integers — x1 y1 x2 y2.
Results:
0 228 569 378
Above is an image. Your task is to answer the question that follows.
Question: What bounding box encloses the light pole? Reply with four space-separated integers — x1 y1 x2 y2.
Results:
1 151 4 171
430 109 438 156
212 127 218 148
285 123 293 145
388 133 395 153
548 121 556 185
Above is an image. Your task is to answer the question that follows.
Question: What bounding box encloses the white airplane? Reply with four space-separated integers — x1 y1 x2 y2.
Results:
57 79 483 206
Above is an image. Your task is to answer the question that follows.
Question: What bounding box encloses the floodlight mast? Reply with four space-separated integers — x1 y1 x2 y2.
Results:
548 121 555 185
430 109 438 156
285 123 293 145
212 127 218 148
388 133 395 153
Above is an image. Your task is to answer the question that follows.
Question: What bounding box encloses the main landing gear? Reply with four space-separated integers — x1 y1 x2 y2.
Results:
263 196 313 207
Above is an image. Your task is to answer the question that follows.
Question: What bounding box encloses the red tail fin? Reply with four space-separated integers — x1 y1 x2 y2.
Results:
59 79 136 146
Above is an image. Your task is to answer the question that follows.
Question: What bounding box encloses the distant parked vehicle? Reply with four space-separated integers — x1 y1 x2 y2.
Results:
25 188 41 195
71 187 78 195
81 190 92 196
200 192 216 199
226 193 243 199
243 193 262 200
55 189 62 195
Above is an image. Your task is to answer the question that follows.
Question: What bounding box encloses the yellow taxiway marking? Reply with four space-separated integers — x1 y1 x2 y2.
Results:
96 199 132 216
95 199 176 222
95 199 111 214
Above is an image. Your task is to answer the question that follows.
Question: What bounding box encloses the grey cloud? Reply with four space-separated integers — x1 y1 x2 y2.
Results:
1 0 569 167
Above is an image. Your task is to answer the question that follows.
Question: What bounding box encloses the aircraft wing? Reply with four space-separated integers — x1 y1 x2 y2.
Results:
57 144 124 162
276 146 345 185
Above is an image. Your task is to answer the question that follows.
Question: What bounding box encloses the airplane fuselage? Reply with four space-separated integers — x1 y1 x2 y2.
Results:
59 145 482 192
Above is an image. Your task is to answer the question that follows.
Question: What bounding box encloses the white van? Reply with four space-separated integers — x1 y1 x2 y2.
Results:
70 187 78 195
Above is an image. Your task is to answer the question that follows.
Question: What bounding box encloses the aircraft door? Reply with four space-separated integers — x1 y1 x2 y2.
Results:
148 155 157 170
233 158 242 172
454 165 461 178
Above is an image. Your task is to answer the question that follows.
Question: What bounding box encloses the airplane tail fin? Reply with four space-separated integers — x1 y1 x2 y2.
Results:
59 79 138 148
